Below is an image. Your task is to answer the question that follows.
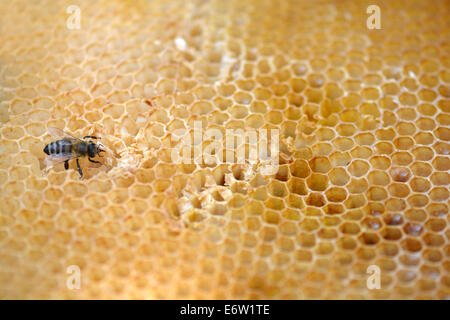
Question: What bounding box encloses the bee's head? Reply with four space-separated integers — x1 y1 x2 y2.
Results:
88 142 102 158
87 141 106 158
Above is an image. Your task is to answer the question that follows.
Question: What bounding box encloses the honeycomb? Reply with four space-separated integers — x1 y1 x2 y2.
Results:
0 0 449 300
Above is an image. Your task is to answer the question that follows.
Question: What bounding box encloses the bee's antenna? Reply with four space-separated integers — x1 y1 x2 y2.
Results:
83 135 101 140
97 142 106 157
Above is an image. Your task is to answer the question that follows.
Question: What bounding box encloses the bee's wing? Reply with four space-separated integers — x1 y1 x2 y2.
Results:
47 127 80 142
43 153 76 170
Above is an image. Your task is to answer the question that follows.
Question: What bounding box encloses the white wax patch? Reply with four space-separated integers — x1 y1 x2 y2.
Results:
174 37 187 50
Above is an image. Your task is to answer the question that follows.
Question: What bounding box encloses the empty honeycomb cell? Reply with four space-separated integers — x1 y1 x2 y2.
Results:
264 197 284 211
436 114 450 128
361 87 380 101
407 193 431 207
423 249 443 264
328 167 350 186
429 187 449 201
325 187 347 202
287 178 307 196
376 128 396 141
1 126 25 140
324 83 343 99
401 238 423 253
388 183 411 198
306 173 328 192
423 233 445 247
386 199 407 212
426 203 448 218
419 88 439 102
360 204 381 220
392 152 414 166
382 82 400 96
399 93 419 106
368 171 390 186
350 146 372 159
382 227 403 241
346 178 368 194
360 102 381 118
336 124 357 137
359 232 380 246
348 160 369 177
289 159 310 178
430 172 449 186
411 161 433 177
311 143 333 157
409 178 432 193
382 111 398 127
341 93 362 109
267 181 288 198
434 127 450 141
308 157 331 173
425 219 447 233
344 194 365 209
375 142 394 155
394 137 415 150
337 236 357 251
368 187 388 201
324 203 345 215
339 222 360 235
306 193 326 207
315 242 334 256
416 118 437 131
333 137 354 151
264 110 283 125
432 156 450 171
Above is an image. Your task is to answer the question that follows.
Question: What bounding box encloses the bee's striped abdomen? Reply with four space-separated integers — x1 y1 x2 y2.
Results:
44 139 72 155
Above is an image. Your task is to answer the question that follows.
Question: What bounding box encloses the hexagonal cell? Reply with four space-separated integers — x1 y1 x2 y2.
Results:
267 180 288 198
358 232 380 246
348 160 370 177
306 193 326 207
289 160 310 178
308 157 331 173
325 187 347 202
328 167 350 186
306 173 329 191
382 228 403 241
368 170 390 186
430 172 449 185
411 161 433 177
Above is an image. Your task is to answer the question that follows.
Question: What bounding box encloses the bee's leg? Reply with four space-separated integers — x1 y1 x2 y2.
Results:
76 158 83 177
88 158 101 164
64 160 69 170
83 136 99 139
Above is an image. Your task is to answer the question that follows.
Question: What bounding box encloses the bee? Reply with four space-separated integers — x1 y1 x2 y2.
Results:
43 127 105 177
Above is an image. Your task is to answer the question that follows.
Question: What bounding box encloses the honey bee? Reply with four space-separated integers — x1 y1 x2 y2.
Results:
43 127 105 177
